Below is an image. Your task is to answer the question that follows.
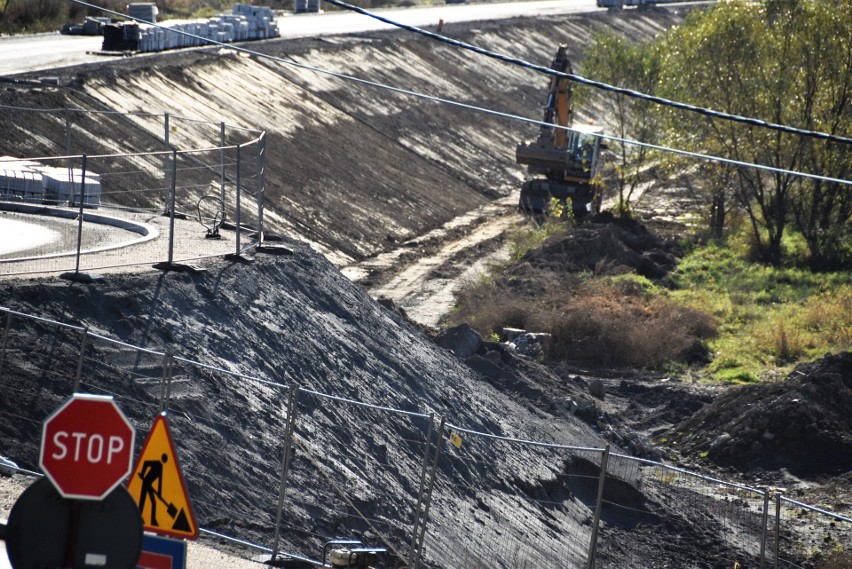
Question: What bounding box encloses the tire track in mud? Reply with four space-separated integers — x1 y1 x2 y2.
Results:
342 193 523 327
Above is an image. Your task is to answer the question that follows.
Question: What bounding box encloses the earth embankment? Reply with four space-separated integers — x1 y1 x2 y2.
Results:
1 7 689 266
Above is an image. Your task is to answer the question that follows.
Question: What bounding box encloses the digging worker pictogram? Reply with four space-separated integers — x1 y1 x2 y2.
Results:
138 453 169 526
127 413 198 538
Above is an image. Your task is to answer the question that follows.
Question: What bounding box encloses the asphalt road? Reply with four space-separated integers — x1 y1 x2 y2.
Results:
0 0 601 77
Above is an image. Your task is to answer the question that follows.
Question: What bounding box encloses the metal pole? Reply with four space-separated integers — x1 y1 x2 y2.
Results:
271 386 299 561
220 122 226 221
586 444 610 569
65 108 72 157
163 112 170 211
760 488 770 569
73 327 88 393
234 144 242 256
72 155 88 275
408 413 435 568
412 416 445 569
167 150 177 266
773 493 781 569
0 311 12 378
256 132 266 244
159 351 174 412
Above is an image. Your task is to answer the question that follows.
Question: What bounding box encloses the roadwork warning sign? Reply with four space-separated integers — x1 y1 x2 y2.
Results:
127 413 198 539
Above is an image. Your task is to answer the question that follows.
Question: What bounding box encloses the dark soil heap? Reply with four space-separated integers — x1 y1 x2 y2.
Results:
667 352 852 477
513 213 682 281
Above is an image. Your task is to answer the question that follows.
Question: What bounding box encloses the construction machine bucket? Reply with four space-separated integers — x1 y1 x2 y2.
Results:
516 142 573 170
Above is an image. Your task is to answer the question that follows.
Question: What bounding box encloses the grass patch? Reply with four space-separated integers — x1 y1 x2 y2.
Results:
668 239 852 381
448 222 850 381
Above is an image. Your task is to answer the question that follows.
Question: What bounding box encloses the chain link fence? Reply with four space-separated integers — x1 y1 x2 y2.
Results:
0 307 849 568
1 107 267 278
1 107 849 569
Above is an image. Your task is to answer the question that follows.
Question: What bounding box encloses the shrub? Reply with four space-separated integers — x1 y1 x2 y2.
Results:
448 276 717 370
544 292 716 368
1 0 67 33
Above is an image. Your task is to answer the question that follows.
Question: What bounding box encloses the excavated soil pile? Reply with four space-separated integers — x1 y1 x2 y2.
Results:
509 213 682 283
667 352 852 477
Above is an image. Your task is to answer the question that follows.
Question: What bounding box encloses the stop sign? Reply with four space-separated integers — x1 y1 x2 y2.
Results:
40 394 135 500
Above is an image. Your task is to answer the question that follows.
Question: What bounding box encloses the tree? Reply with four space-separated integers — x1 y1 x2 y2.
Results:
784 1 852 269
579 30 662 218
655 0 851 266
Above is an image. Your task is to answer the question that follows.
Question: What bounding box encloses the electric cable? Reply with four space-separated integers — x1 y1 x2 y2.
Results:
323 0 852 146
60 0 852 187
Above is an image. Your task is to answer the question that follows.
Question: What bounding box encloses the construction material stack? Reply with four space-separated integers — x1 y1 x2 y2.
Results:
0 159 102 207
101 3 278 53
127 3 158 23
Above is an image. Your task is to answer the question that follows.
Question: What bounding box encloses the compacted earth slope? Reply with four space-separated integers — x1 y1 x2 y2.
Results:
0 244 729 569
1 9 687 265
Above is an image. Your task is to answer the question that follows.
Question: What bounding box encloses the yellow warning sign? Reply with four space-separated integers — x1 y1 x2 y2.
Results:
450 431 463 449
127 413 198 540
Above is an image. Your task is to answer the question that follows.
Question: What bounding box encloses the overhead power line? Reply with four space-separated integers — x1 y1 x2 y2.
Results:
59 0 852 187
323 0 852 146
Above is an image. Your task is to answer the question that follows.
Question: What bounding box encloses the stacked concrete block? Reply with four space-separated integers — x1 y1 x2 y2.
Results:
104 4 279 53
234 4 280 37
40 167 102 207
0 160 45 203
127 3 158 23
294 0 321 14
0 160 101 208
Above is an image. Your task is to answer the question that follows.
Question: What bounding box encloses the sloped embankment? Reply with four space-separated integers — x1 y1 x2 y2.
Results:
0 243 614 564
0 8 688 266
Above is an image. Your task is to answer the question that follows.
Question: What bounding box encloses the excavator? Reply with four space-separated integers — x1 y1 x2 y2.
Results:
516 45 604 218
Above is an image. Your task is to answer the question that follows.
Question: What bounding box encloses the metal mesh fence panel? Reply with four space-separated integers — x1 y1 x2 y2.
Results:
0 309 85 470
72 333 174 459
1 307 851 569
278 388 434 568
1 108 265 277
421 426 603 569
773 496 852 569
158 357 290 551
0 146 262 276
597 454 770 569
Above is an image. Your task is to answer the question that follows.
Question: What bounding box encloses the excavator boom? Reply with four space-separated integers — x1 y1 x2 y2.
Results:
516 45 603 217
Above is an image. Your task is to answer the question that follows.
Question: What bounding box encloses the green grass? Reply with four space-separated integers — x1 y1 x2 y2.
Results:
451 222 850 382
666 239 852 382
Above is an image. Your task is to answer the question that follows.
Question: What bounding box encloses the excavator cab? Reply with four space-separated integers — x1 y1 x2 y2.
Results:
516 45 604 217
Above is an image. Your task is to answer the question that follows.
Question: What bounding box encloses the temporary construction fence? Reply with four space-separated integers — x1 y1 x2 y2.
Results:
0 307 849 569
1 107 270 277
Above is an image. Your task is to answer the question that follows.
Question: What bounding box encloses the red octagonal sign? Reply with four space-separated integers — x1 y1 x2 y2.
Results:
40 394 135 500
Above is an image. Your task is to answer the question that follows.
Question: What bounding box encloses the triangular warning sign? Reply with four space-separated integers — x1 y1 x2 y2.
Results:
127 413 198 540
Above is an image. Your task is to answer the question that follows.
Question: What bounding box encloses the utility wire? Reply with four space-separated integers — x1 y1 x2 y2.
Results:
63 0 852 187
323 0 852 146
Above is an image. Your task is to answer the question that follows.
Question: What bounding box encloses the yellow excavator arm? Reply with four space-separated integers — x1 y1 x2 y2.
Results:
515 45 604 217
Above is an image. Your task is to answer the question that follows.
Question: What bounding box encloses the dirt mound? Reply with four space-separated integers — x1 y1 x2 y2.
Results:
513 213 682 280
667 351 852 477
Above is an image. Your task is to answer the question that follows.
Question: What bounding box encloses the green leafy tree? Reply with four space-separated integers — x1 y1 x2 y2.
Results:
655 0 851 266
783 1 852 269
579 30 662 218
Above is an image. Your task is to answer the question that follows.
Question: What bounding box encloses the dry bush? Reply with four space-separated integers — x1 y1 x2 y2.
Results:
449 279 534 338
450 276 716 370
817 550 852 569
544 292 715 368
